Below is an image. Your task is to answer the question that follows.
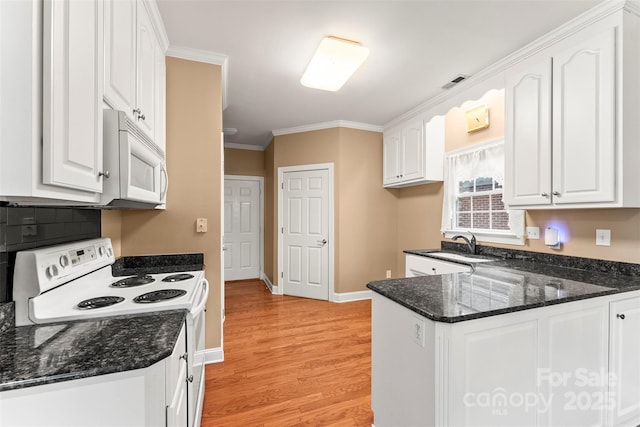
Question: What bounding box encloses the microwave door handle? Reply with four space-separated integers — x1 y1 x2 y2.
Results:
160 164 169 201
191 279 209 317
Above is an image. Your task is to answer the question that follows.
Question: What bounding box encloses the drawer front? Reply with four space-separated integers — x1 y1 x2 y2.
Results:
405 254 470 277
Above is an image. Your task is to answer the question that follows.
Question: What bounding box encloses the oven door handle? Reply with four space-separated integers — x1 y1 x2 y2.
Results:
191 278 209 317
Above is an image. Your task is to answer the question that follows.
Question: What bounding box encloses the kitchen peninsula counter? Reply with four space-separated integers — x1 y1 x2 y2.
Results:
368 249 640 323
0 310 187 392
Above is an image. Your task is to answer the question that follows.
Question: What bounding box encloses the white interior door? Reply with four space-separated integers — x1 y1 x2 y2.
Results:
281 169 330 300
223 178 261 281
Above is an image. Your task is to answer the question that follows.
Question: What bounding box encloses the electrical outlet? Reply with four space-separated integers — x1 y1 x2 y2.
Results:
196 218 208 233
596 229 611 246
412 316 426 348
526 226 540 239
386 270 391 279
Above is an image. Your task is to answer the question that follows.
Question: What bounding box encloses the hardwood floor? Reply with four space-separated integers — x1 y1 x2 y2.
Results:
201 279 373 426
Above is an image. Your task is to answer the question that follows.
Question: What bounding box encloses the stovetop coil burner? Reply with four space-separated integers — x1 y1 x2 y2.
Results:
162 273 195 282
77 296 125 310
111 275 155 288
133 289 187 304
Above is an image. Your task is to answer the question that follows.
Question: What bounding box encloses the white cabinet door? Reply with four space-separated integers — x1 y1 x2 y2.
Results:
552 28 616 205
539 303 609 427
448 316 539 427
42 0 104 193
383 130 401 186
103 0 136 116
136 2 159 141
401 118 424 183
609 296 640 427
504 58 552 207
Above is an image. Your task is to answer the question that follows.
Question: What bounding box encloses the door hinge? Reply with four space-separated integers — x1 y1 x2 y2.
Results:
281 183 284 190
281 227 284 234
281 272 284 278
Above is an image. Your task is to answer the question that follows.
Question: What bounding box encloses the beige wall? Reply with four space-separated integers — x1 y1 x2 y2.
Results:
101 210 122 258
396 88 640 272
265 127 398 293
101 57 224 349
224 148 265 176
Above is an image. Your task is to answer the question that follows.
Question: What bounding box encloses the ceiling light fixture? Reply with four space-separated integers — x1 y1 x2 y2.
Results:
300 36 369 92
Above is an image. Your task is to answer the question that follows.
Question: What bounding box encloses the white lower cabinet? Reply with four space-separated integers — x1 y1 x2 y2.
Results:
371 290 640 427
405 254 471 277
0 324 188 427
608 296 640 427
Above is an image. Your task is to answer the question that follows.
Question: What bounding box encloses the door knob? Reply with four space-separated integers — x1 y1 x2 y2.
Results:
317 239 327 246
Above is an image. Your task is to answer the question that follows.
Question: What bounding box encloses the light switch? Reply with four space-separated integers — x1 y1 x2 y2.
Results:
596 229 610 246
196 218 208 233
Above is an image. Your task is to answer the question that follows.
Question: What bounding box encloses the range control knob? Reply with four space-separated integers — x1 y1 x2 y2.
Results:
59 255 70 268
98 246 105 257
45 264 59 279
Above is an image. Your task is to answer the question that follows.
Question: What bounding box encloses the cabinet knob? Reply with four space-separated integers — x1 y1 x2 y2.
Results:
187 375 194 383
432 267 437 273
179 353 188 361
541 192 549 197
617 313 625 320
138 114 146 121
552 191 560 196
98 170 110 179
133 108 146 121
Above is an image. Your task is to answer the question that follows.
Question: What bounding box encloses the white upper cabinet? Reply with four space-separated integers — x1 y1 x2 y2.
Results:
104 0 166 149
383 115 444 188
505 10 640 208
42 0 104 194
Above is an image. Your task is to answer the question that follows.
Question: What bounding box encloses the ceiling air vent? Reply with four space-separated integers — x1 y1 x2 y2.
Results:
441 74 469 90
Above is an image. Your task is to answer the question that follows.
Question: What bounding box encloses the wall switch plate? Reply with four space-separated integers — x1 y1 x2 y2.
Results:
386 270 391 279
196 218 208 233
412 316 426 348
596 229 611 246
526 226 540 239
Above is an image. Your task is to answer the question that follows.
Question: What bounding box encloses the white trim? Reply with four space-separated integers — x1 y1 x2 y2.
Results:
166 46 229 110
224 142 265 152
142 0 169 51
384 0 628 130
272 120 383 136
203 347 224 364
261 272 276 293
333 290 373 303
223 176 264 283
278 163 335 301
444 230 525 246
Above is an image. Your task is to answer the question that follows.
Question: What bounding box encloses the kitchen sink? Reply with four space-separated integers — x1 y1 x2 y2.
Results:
428 252 493 263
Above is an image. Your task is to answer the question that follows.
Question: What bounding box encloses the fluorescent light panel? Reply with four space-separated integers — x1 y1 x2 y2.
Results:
301 36 369 92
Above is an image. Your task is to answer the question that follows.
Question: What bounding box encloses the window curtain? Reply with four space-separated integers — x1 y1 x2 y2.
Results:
441 140 525 238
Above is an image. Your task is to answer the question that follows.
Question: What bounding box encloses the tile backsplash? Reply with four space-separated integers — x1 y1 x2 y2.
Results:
0 206 101 303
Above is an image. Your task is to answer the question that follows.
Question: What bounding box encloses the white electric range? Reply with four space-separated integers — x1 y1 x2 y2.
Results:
12 238 208 427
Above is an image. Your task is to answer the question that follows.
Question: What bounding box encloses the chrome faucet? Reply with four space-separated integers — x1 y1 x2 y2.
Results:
451 232 477 254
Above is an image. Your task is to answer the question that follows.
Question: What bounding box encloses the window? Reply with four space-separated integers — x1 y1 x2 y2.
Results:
441 139 524 245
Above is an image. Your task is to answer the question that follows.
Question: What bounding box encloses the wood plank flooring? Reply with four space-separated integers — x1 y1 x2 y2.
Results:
201 279 373 426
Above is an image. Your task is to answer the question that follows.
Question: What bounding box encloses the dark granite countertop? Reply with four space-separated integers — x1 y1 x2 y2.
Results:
112 253 204 276
0 310 187 392
368 248 640 323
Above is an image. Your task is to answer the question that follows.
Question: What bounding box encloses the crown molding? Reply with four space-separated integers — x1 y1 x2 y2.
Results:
272 120 383 137
224 142 265 152
384 0 628 130
166 47 229 109
143 0 169 52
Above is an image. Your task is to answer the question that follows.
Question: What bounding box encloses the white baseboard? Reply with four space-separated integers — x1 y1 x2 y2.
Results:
261 273 280 294
203 347 224 364
332 290 372 303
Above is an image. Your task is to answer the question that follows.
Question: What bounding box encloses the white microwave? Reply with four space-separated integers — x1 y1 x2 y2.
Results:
101 110 167 208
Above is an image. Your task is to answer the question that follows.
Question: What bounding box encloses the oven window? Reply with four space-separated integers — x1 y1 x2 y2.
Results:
130 154 156 192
